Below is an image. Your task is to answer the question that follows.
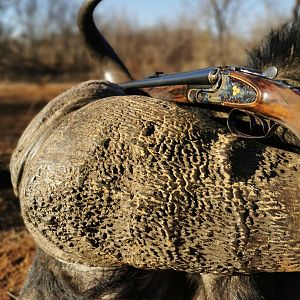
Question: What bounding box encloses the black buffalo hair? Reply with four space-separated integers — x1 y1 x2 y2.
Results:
20 248 199 300
248 19 300 85
21 248 267 300
88 267 199 300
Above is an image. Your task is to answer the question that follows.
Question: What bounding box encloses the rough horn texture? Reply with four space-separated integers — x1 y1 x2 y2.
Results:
10 80 300 273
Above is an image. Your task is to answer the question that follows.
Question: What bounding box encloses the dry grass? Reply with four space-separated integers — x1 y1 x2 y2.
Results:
0 82 75 154
0 82 74 104
0 186 34 300
0 230 35 300
0 82 76 299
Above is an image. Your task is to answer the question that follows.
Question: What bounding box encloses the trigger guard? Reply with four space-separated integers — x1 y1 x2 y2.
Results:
227 109 279 139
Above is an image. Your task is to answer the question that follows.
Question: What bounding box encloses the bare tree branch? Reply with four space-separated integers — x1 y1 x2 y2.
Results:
293 0 300 20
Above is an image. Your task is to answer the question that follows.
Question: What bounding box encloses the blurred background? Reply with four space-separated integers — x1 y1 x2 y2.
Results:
0 0 299 299
0 0 299 82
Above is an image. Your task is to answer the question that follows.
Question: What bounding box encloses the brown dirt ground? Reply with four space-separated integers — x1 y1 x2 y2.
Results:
0 82 74 299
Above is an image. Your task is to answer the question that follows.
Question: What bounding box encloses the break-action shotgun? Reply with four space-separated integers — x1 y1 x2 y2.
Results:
119 66 300 139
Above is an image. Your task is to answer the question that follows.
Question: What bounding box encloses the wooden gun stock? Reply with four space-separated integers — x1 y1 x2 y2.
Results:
120 66 300 140
244 75 300 140
189 69 300 140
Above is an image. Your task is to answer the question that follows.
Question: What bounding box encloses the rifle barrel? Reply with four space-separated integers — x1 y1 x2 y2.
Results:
119 67 214 89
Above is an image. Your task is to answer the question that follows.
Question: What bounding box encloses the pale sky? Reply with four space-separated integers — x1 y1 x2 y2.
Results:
98 0 296 26
2 0 297 40
97 0 296 38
